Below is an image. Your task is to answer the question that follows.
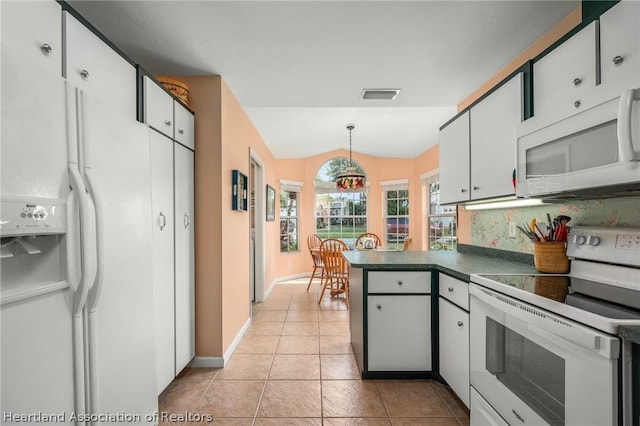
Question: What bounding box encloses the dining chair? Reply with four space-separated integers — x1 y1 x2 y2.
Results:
306 234 324 291
402 236 413 251
355 232 382 249
318 238 349 307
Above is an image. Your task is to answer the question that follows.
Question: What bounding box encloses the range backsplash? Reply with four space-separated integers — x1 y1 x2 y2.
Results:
469 196 640 253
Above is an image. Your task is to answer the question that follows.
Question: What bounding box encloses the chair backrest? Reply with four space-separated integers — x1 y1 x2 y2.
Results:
320 238 349 275
307 233 323 250
355 232 381 249
402 236 413 251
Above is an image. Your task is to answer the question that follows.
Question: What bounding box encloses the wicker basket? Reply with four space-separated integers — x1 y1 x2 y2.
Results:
156 77 189 107
533 241 569 273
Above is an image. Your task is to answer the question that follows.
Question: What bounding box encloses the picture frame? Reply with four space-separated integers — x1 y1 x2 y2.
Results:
232 170 248 211
266 185 276 221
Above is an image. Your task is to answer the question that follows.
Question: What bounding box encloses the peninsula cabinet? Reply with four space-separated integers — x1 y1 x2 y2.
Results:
350 268 432 378
438 273 470 407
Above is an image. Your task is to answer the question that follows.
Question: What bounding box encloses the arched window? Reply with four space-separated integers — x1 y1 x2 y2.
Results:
314 158 367 247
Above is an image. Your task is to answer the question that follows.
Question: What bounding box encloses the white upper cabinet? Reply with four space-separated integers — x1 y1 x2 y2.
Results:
598 0 640 98
439 111 470 205
1 1 61 77
174 101 195 150
533 21 598 125
144 76 175 139
470 73 522 200
63 12 136 118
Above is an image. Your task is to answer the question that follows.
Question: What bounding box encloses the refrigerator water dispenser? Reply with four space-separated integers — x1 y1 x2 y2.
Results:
1 197 68 305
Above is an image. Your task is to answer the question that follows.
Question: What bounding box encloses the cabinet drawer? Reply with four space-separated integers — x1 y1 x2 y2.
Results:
439 273 469 310
144 76 174 138
63 12 136 118
368 271 430 294
174 101 194 149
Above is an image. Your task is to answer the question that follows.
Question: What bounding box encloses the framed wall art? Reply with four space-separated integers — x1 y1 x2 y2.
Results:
232 170 248 211
266 185 276 221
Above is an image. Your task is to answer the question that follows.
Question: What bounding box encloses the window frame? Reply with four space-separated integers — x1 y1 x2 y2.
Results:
279 188 300 253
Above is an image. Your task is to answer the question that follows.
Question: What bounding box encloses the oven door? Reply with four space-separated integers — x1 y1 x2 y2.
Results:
470 284 620 426
516 89 640 198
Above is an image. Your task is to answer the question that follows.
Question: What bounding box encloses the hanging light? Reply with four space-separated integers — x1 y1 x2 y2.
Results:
336 124 367 191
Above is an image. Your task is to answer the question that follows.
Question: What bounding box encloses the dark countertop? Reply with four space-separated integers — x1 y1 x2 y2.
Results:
619 326 640 344
343 248 537 282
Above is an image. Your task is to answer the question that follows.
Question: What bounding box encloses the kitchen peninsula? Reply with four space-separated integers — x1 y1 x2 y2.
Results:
343 247 537 391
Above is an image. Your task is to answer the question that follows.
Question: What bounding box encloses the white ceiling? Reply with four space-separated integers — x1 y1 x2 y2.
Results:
68 0 579 159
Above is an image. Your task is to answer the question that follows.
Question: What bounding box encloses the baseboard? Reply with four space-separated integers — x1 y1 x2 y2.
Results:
189 317 252 368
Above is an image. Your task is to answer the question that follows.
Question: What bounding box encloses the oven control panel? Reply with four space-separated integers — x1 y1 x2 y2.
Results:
567 226 640 267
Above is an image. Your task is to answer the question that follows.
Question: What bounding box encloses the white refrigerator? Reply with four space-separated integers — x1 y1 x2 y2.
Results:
1 5 158 422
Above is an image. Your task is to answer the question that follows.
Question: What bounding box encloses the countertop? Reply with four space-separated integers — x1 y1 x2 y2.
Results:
342 247 537 282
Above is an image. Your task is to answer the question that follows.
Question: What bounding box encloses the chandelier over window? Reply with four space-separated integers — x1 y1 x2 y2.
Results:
336 124 367 191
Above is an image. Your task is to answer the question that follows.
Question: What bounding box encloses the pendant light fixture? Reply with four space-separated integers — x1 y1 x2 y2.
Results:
336 123 366 191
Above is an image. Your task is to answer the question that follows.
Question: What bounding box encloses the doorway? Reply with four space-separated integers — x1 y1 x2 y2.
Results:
249 149 266 304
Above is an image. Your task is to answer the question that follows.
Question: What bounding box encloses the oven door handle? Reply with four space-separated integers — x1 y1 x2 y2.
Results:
470 285 619 359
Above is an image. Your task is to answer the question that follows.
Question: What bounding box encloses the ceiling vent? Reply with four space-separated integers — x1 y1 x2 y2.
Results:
361 88 401 100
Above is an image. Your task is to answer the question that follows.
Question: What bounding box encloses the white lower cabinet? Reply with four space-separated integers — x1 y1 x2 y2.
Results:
149 129 175 395
149 129 195 394
174 143 195 374
367 294 431 371
439 297 470 407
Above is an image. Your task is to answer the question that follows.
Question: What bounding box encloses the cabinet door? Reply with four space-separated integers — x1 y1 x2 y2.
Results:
470 74 522 200
174 101 195 150
599 0 640 97
63 12 136 118
367 295 431 371
149 129 175 395
533 22 598 124
439 111 470 205
144 76 175 138
439 298 470 407
174 144 195 374
1 1 62 77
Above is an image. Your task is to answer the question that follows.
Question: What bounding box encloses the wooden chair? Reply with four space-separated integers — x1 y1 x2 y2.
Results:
306 234 324 291
318 238 349 307
355 232 381 249
402 236 413 251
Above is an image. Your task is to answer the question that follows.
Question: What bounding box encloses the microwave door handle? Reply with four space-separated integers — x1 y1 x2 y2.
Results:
618 88 640 162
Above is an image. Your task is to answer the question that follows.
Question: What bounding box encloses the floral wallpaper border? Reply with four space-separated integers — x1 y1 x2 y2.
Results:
470 197 640 253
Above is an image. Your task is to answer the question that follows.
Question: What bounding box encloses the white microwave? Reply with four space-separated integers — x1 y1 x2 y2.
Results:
516 88 640 200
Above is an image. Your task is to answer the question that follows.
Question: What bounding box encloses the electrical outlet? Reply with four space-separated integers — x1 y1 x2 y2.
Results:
509 222 517 238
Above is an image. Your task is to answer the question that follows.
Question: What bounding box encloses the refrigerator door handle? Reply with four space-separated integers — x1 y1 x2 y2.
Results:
85 169 103 312
69 164 96 317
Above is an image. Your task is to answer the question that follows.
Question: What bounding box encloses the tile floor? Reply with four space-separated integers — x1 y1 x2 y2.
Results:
158 278 470 425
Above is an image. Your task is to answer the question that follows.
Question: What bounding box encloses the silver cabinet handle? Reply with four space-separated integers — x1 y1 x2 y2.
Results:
573 100 581 109
80 69 89 79
473 186 480 190
165 120 172 126
460 188 467 193
178 129 185 134
159 211 167 230
41 44 52 55
184 213 190 229
376 304 382 310
448 287 454 292
397 280 403 286
612 55 624 65
457 321 464 327
573 77 582 86
512 409 525 423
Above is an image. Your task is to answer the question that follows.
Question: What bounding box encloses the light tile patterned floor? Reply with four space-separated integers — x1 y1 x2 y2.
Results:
158 278 470 425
